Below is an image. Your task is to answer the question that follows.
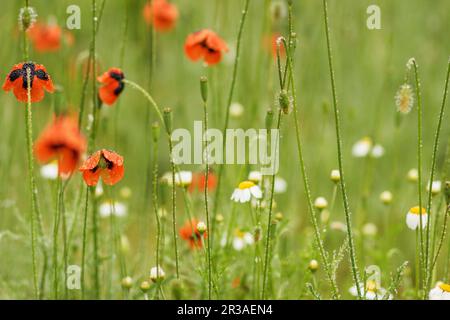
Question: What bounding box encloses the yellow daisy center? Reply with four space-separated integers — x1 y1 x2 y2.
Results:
365 280 378 292
409 206 426 215
439 283 450 292
238 181 255 190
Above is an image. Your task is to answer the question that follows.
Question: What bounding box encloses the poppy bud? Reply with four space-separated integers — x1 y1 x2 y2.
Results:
163 107 173 134
278 89 291 114
19 7 37 31
200 76 208 103
152 121 160 143
265 108 274 129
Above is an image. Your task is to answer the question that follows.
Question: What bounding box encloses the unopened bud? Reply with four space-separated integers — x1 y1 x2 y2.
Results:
121 276 133 289
330 169 340 183
163 108 173 134
150 266 165 282
275 212 283 221
140 280 151 293
200 76 208 103
314 197 328 210
279 89 291 114
197 221 207 234
308 259 319 272
379 191 393 205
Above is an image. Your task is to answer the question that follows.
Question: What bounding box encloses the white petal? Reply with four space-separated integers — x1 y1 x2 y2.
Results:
240 189 251 203
406 213 419 230
233 238 245 251
429 287 443 300
250 186 262 199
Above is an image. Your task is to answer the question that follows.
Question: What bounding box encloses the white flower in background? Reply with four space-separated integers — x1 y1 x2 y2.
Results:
251 198 276 210
232 230 254 251
352 137 373 157
99 200 127 218
407 168 418 182
330 221 347 232
196 221 207 234
150 266 165 282
40 162 58 180
160 171 192 187
274 177 287 194
314 197 328 210
370 144 385 158
379 191 393 205
406 206 427 230
330 169 340 182
349 280 392 300
95 181 104 197
248 170 262 183
120 186 132 199
231 181 262 203
426 180 441 195
229 102 244 118
395 83 414 114
223 43 236 66
429 282 450 300
362 223 378 236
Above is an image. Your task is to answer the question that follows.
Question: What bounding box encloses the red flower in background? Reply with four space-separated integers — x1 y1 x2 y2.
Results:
180 219 207 249
184 29 228 65
27 22 73 53
79 149 124 186
97 68 125 106
267 32 285 60
188 170 217 193
34 115 86 176
143 0 178 32
3 62 54 103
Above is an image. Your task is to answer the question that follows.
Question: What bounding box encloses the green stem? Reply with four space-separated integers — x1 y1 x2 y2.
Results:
52 177 62 299
80 186 89 299
323 0 361 298
212 0 251 239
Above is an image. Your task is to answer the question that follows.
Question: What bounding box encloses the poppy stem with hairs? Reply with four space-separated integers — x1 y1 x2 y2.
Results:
212 0 251 244
424 58 450 296
25 66 40 299
200 76 212 299
283 1 340 298
52 177 62 299
323 0 362 298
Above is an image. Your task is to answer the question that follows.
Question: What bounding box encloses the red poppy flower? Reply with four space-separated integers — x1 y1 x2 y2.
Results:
97 68 125 106
179 218 207 249
143 0 178 32
2 62 54 103
34 115 86 176
27 22 61 52
188 170 217 193
184 29 228 65
79 149 124 186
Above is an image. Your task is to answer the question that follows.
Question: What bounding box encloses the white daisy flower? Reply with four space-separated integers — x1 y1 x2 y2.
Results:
429 282 450 300
150 266 165 282
40 162 58 180
379 191 393 205
370 144 385 158
248 170 262 183
99 200 127 218
330 221 347 232
426 180 441 195
274 177 287 194
95 180 104 197
330 169 340 182
231 181 262 203
406 206 427 230
407 168 418 182
229 102 244 118
232 230 254 251
349 280 392 300
352 137 373 158
362 223 378 236
160 171 193 187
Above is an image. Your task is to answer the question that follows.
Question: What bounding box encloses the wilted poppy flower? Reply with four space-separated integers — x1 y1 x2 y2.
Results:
143 0 178 32
34 115 86 176
79 149 124 186
179 218 207 249
27 22 63 52
3 62 54 103
184 29 228 65
97 68 125 106
188 170 217 193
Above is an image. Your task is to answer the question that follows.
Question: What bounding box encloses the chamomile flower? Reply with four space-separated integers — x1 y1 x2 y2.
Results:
150 266 165 282
231 181 262 203
349 280 392 300
99 200 127 218
229 102 244 118
314 197 328 210
232 229 254 251
248 170 262 183
406 206 427 230
274 177 287 194
161 171 193 187
426 180 441 195
40 161 58 180
379 191 393 205
395 84 414 114
370 144 385 158
407 168 418 182
429 282 450 300
352 137 373 158
330 169 340 182
362 223 378 236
